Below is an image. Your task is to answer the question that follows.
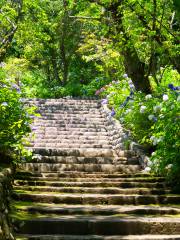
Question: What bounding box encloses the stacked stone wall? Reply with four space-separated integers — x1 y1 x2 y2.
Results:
0 167 14 240
101 104 149 168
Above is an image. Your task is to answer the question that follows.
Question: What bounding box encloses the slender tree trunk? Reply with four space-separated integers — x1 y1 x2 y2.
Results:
60 38 69 85
59 0 69 85
50 49 60 82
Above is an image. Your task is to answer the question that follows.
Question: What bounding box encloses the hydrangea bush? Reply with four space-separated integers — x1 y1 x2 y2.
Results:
0 65 36 163
98 67 180 186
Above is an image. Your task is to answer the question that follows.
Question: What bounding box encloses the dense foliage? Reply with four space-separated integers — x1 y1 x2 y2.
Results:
0 65 36 163
98 68 180 185
0 0 179 181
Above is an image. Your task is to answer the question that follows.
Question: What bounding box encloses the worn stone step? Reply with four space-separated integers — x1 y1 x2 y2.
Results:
12 192 180 205
20 156 139 165
14 203 180 216
20 163 140 173
40 113 103 117
29 100 100 105
34 120 107 126
31 139 110 144
13 215 180 235
33 129 108 134
32 128 108 133
34 131 109 139
14 186 171 195
31 136 110 141
28 144 112 149
15 171 155 179
34 116 106 120
39 111 102 115
26 148 133 158
29 156 124 165
38 116 105 121
14 176 165 183
15 234 180 240
14 180 166 188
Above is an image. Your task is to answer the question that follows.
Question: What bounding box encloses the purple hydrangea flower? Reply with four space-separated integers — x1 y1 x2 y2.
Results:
101 99 108 105
31 126 38 131
12 83 20 90
111 108 116 116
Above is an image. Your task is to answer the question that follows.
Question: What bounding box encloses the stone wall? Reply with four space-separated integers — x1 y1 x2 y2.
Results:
101 104 150 168
0 167 14 240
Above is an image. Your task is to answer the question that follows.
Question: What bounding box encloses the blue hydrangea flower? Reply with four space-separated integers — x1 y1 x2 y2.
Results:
168 84 175 90
111 108 116 116
12 83 20 91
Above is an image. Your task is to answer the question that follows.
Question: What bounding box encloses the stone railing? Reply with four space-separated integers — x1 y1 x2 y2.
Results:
101 104 149 168
0 167 14 240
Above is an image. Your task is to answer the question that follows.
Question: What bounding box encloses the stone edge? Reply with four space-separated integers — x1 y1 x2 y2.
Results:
100 104 149 169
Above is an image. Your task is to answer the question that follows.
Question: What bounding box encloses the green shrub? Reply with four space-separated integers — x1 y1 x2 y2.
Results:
0 65 35 163
99 68 180 185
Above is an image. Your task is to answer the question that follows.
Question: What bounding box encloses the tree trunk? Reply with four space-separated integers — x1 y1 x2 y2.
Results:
108 1 152 93
50 49 60 82
123 47 152 93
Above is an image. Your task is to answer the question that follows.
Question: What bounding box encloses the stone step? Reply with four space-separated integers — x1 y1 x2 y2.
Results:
16 171 165 182
34 119 107 125
30 140 111 145
25 99 99 103
40 113 103 117
14 203 180 216
12 192 180 205
16 171 154 179
28 144 112 149
15 234 180 240
14 186 171 195
39 109 102 113
30 136 110 141
33 132 110 137
20 163 140 173
32 128 108 133
37 104 100 108
14 180 166 188
33 123 108 128
14 176 165 183
26 148 133 158
22 156 139 165
32 128 110 133
13 215 180 235
37 116 105 121
34 119 107 124
33 100 100 104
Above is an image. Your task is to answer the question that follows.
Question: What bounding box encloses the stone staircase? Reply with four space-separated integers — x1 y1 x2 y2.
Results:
12 98 180 240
